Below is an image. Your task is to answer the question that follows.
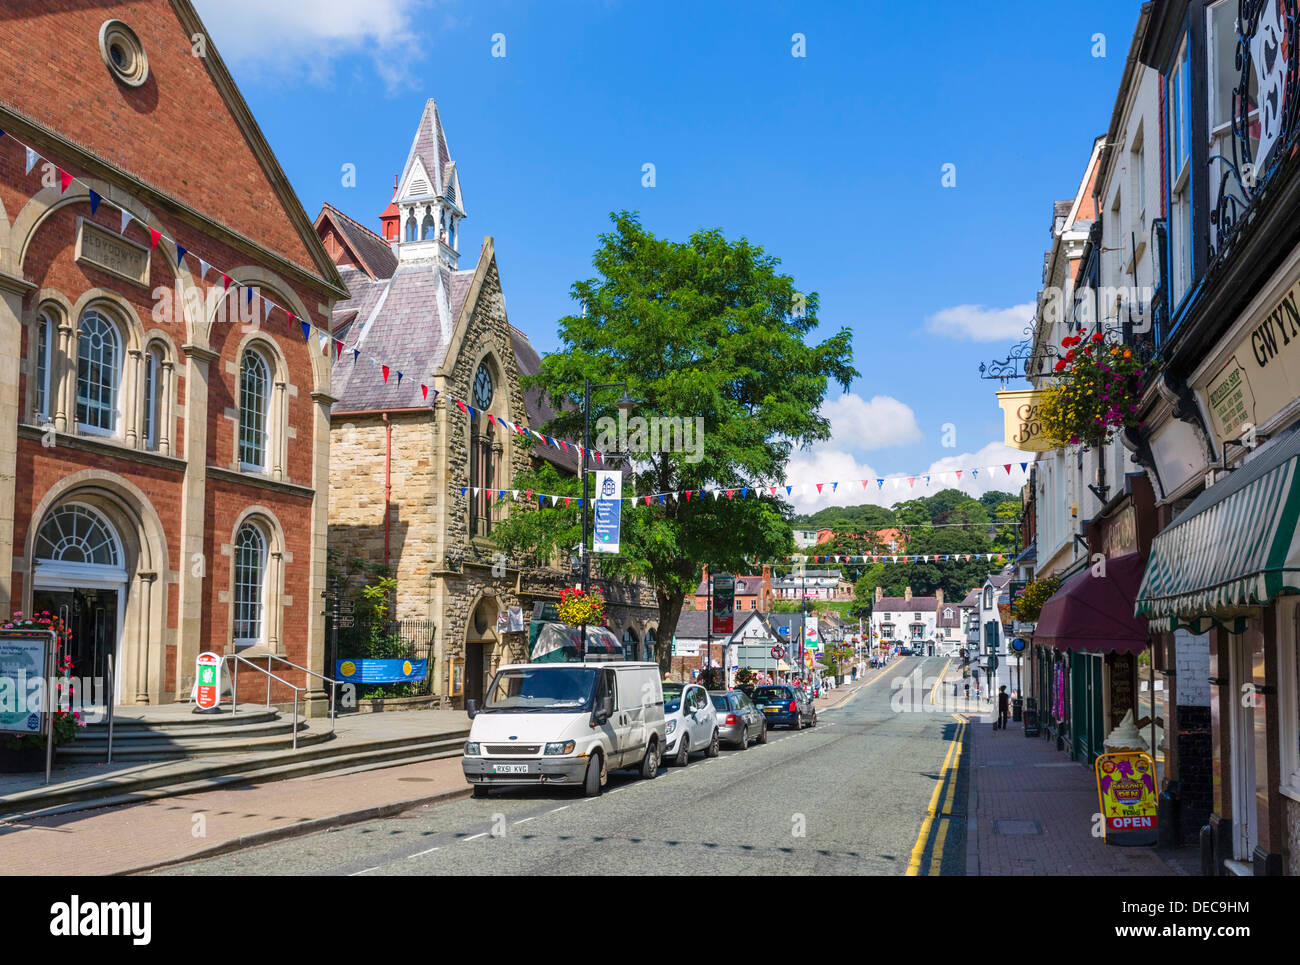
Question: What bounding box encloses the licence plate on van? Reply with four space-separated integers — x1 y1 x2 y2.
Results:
492 764 530 774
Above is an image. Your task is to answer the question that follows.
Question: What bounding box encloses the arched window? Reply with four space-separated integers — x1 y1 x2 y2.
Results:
645 627 657 663
76 309 121 434
142 343 165 451
34 503 121 566
34 313 53 422
233 523 266 649
239 349 270 471
421 212 437 241
469 419 495 538
622 627 639 661
983 586 994 610
404 213 418 242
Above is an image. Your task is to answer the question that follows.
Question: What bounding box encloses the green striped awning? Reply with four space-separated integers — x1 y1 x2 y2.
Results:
1136 426 1300 632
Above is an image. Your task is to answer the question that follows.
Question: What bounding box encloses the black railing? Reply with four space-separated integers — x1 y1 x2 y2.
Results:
335 617 437 696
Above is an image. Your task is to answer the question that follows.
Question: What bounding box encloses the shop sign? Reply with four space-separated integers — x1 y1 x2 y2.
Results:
1201 278 1300 444
996 389 1053 452
194 651 221 711
0 631 54 735
1094 751 1158 837
712 574 735 635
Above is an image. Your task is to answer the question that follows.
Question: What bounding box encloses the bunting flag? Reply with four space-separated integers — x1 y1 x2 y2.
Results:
58 168 73 194
120 209 132 234
198 258 210 280
381 365 389 384
421 384 429 401
88 189 102 217
175 243 187 268
25 147 38 175
149 227 161 249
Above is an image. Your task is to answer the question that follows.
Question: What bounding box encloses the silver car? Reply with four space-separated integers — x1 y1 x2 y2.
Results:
708 690 767 749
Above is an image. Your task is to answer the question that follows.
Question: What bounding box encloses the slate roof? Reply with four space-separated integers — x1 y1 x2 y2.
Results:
694 574 766 596
330 261 473 412
875 596 938 613
935 604 962 628
511 326 579 474
399 100 454 203
320 203 398 280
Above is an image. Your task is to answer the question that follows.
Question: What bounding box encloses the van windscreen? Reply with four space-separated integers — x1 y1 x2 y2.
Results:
483 667 599 712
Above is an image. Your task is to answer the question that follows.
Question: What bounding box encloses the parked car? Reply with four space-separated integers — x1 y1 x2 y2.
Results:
709 689 768 749
750 684 817 729
462 661 666 798
662 681 719 766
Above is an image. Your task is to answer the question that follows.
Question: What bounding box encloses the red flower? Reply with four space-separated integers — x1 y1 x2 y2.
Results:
1054 359 1067 373
1092 333 1104 343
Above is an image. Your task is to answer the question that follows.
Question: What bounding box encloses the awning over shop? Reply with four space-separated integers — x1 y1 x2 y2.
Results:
1035 552 1149 654
1136 425 1300 633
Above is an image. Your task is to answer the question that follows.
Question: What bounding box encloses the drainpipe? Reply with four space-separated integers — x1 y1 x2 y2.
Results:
383 412 392 573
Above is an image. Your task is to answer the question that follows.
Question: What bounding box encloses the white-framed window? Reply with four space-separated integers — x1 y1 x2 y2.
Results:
1168 37 1194 307
76 309 121 435
1132 126 1146 220
233 523 266 649
34 313 52 422
142 343 163 451
239 349 270 472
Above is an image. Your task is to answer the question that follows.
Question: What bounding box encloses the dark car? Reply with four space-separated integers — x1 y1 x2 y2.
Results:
749 684 817 730
709 690 768 748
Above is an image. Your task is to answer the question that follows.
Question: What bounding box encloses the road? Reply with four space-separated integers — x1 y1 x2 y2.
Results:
154 657 968 876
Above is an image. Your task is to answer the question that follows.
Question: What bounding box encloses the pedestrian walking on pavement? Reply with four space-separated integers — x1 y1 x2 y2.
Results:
964 682 969 700
997 685 1010 729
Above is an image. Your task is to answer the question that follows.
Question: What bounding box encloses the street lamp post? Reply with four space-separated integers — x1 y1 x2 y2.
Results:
579 378 635 662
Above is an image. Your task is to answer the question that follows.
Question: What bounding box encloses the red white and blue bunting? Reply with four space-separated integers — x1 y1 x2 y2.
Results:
460 461 1031 510
1 129 611 465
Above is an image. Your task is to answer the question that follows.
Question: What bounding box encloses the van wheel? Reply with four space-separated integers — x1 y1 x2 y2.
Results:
674 736 690 768
582 753 603 797
707 729 720 757
738 726 749 750
640 739 659 779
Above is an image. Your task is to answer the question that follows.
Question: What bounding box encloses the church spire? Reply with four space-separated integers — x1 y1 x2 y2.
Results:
388 98 466 268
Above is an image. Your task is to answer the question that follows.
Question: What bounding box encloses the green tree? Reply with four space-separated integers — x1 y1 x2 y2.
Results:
991 499 1022 554
495 212 857 673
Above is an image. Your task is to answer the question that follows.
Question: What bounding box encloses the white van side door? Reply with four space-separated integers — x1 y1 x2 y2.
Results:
616 668 648 764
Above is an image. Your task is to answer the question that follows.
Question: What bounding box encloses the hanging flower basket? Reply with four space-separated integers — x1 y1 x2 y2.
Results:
1040 333 1147 450
0 611 86 761
557 587 607 628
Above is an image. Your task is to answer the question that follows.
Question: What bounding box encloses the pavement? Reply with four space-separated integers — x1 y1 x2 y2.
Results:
0 707 470 819
957 677 1200 876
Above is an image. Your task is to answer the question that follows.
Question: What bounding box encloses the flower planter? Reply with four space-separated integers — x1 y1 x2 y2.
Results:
0 746 53 773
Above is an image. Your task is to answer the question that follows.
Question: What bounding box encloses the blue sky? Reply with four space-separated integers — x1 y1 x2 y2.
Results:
196 0 1141 511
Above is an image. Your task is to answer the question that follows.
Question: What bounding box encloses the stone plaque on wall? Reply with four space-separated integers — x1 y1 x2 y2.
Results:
75 217 151 288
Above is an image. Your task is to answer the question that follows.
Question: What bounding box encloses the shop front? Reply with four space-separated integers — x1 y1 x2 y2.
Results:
1135 423 1300 876
1034 553 1151 768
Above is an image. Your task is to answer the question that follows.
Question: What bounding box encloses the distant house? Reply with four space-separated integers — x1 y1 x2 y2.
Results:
689 565 773 612
871 586 941 651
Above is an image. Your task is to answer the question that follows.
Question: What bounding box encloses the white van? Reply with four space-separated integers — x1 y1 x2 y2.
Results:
461 661 666 798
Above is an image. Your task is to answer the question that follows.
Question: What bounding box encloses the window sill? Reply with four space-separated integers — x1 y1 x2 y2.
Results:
1280 783 1300 806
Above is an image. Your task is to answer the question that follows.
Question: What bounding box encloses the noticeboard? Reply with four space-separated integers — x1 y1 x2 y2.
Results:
0 631 56 736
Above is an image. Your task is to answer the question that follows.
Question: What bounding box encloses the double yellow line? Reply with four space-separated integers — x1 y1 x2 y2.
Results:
905 713 966 876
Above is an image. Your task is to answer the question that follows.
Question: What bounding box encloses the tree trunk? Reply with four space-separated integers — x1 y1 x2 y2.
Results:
655 589 685 676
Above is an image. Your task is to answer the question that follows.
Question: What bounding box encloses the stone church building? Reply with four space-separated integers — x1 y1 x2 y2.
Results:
318 100 658 706
0 1 346 708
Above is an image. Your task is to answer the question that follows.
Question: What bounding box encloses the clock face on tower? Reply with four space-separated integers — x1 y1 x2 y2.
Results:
473 364 494 410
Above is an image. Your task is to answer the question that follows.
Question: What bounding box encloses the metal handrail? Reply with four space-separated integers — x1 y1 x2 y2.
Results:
224 654 305 750
253 653 339 732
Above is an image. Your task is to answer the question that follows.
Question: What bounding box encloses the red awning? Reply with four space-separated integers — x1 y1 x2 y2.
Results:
1034 552 1150 654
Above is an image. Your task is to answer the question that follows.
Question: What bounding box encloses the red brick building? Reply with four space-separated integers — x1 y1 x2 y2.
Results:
0 1 347 707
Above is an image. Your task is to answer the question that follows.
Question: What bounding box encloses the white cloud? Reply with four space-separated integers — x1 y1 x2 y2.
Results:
819 393 922 452
781 439 1028 516
193 0 435 91
924 302 1036 342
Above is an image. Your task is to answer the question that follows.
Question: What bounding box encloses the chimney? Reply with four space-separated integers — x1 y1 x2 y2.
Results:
875 586 883 604
904 586 912 602
761 565 772 610
936 588 944 606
